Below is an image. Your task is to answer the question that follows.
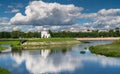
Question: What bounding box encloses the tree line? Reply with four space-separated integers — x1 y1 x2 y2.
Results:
50 29 120 38
0 31 41 38
0 28 120 38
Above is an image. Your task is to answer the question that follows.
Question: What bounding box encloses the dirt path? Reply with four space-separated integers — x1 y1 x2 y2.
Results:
75 37 120 41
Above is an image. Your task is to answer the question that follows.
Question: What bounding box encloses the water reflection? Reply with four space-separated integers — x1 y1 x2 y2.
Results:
12 50 120 74
0 40 120 74
12 49 83 74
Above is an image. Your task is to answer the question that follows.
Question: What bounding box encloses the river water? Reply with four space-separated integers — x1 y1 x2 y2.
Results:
0 40 120 74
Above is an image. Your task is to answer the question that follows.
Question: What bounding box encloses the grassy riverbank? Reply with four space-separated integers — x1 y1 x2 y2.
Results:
0 41 20 46
0 67 11 74
89 40 120 57
22 38 80 49
0 38 80 50
0 39 25 51
0 46 7 50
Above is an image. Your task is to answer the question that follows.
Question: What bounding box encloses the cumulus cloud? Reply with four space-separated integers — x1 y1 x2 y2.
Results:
2 1 119 31
10 1 83 26
79 9 120 29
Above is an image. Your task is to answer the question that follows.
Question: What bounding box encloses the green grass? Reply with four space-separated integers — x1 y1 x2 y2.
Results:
89 40 120 57
0 39 24 51
0 67 11 74
0 38 76 43
0 46 7 50
28 38 76 42
0 41 20 46
0 38 80 50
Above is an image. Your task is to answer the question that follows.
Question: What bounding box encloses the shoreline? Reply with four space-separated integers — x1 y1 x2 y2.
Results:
89 40 120 57
75 37 120 41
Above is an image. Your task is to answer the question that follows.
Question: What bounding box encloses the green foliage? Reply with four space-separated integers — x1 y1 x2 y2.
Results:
89 40 120 57
0 46 7 50
0 28 120 38
80 51 86 54
0 41 20 46
0 31 41 38
0 67 11 74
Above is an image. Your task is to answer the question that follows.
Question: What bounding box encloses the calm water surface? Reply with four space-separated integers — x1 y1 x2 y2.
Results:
0 40 120 74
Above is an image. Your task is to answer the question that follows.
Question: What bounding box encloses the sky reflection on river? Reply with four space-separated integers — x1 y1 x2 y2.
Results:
0 40 120 74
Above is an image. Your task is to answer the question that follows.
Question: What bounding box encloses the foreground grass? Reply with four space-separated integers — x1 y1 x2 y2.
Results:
89 40 120 57
0 67 11 74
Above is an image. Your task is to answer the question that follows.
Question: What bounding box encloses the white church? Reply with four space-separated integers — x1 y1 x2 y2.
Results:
41 28 51 38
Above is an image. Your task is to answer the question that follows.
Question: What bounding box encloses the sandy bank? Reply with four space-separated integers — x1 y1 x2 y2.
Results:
75 37 120 41
22 41 80 46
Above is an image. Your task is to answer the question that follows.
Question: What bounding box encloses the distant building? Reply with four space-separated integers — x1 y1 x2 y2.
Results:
98 29 109 32
41 30 50 38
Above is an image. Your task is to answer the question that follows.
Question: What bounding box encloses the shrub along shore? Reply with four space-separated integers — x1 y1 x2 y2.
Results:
89 40 120 57
0 46 7 51
0 67 11 74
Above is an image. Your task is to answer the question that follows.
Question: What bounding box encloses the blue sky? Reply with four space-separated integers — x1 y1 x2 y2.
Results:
0 0 120 17
0 0 120 31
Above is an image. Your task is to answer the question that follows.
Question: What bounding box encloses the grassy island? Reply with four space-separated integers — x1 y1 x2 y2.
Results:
0 67 11 74
22 38 81 49
89 40 120 57
0 38 80 50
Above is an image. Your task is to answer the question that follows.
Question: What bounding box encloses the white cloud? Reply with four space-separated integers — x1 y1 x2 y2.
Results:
1 1 119 31
0 17 10 25
0 17 9 23
11 9 20 13
5 9 20 13
0 24 14 32
78 8 120 29
10 1 83 26
12 26 21 31
98 9 120 15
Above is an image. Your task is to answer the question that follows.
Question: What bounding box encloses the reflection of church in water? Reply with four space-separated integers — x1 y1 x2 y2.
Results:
40 50 50 58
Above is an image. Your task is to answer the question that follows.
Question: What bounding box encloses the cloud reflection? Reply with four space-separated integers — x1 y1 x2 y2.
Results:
12 50 120 74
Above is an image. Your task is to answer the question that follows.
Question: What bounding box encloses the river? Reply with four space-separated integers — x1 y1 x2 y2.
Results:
0 40 120 74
